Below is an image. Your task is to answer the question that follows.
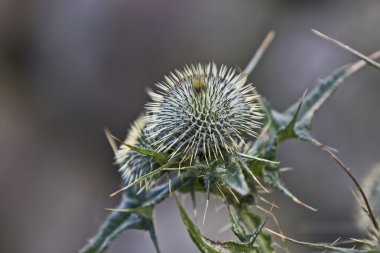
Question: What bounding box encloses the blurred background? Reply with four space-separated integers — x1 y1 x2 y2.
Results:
1 0 380 252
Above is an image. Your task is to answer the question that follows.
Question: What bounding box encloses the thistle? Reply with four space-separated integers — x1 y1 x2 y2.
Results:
115 63 263 192
80 30 380 253
145 63 262 164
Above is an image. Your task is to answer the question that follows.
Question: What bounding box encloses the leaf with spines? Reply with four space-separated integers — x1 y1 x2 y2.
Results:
80 198 158 253
176 197 265 253
257 49 380 253
231 203 274 252
226 204 269 245
241 49 380 211
284 50 380 146
267 228 379 253
215 162 250 196
80 173 196 253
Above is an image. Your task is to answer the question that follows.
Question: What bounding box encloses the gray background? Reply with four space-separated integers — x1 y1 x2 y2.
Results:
1 0 380 252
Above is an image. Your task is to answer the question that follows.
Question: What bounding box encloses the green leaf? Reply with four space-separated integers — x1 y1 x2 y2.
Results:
257 52 380 150
287 67 346 121
123 143 169 165
292 67 347 145
81 174 195 253
284 53 380 146
176 198 260 253
277 92 305 142
79 199 158 253
232 204 274 252
215 162 250 196
268 228 378 253
144 172 195 205
226 204 269 246
227 205 252 243
242 55 380 209
246 98 280 162
300 244 378 253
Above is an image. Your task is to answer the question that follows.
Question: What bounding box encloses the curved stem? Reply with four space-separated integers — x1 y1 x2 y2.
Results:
321 146 379 230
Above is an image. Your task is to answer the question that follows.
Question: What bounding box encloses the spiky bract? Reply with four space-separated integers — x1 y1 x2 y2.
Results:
145 63 262 164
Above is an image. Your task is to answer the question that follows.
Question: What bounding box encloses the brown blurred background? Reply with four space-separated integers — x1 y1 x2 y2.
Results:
1 0 380 252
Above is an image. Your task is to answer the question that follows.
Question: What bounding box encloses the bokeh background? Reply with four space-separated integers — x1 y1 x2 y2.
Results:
1 0 380 252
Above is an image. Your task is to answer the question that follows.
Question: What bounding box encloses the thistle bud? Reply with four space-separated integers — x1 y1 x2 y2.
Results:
116 116 160 186
117 63 262 189
145 63 262 164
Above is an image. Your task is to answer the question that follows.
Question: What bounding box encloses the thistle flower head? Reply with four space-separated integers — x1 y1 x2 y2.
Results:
145 63 262 163
116 116 160 186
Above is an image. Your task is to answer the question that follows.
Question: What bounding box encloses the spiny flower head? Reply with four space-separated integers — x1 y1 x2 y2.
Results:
145 63 262 164
116 116 160 186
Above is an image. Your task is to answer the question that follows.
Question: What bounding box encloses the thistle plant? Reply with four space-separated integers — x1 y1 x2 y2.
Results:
80 30 380 253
